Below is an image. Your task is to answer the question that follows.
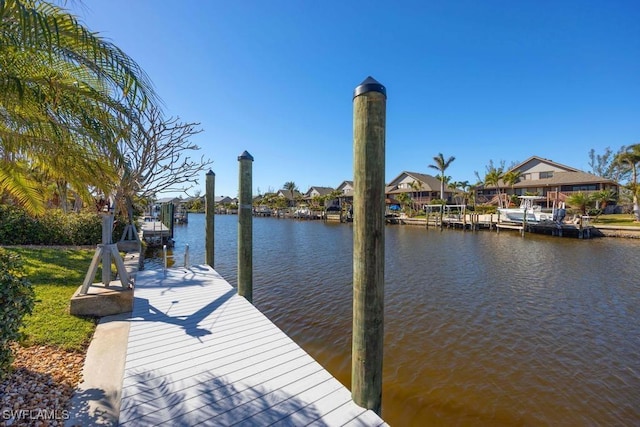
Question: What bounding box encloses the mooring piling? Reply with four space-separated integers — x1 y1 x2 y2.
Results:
205 169 215 267
238 151 254 303
351 76 386 415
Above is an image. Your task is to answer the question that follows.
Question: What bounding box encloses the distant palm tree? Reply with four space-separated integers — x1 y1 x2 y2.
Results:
436 175 451 201
395 192 411 215
452 180 467 205
616 144 640 221
465 182 479 207
428 153 456 202
283 181 297 208
566 192 593 216
592 189 617 210
409 180 423 211
503 170 522 196
310 194 323 210
483 163 506 208
590 189 617 221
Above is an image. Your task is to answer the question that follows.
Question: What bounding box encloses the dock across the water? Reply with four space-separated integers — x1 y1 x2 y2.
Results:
140 219 172 246
118 265 387 426
398 213 596 239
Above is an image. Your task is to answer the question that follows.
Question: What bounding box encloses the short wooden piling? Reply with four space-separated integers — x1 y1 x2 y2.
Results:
238 151 253 303
205 170 215 267
101 213 113 285
351 76 386 415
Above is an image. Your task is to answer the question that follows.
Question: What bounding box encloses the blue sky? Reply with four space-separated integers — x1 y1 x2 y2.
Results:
69 0 639 198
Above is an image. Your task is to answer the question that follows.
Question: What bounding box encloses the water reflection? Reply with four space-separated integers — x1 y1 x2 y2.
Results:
146 214 640 426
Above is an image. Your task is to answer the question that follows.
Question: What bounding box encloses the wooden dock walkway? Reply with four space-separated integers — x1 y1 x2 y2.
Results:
119 265 387 426
140 220 172 246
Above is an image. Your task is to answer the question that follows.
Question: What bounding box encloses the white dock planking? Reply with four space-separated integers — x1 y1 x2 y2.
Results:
140 221 171 239
119 265 388 426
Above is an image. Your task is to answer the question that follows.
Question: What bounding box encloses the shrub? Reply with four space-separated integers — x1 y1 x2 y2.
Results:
0 205 127 246
0 248 35 378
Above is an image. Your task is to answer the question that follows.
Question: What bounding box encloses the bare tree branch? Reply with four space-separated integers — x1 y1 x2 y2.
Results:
117 106 212 203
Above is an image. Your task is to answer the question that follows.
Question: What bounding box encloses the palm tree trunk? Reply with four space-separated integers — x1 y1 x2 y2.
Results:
633 167 640 222
56 180 68 213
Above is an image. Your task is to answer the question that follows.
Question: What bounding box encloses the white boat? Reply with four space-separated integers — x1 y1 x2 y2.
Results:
293 207 311 217
498 196 555 223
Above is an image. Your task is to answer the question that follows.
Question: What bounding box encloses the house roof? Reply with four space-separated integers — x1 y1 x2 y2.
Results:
490 156 618 188
336 180 354 195
510 156 580 173
508 171 618 188
304 186 335 197
182 196 201 203
155 197 181 204
386 171 451 194
277 189 302 200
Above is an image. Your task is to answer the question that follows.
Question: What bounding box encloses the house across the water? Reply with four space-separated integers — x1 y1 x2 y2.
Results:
476 156 619 211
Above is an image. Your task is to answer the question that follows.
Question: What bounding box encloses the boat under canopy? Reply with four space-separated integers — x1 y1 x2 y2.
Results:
498 196 562 223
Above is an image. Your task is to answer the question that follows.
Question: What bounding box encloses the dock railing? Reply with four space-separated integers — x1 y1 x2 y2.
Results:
163 243 190 275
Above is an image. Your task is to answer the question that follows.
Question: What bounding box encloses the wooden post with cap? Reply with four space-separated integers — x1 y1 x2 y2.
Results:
238 151 254 303
351 76 386 415
205 169 215 267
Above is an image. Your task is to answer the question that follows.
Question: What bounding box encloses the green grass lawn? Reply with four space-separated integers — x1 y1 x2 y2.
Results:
6 247 100 351
590 214 639 227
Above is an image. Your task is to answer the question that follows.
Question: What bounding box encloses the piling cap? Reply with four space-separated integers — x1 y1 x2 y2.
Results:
353 76 386 99
206 169 215 176
238 150 254 161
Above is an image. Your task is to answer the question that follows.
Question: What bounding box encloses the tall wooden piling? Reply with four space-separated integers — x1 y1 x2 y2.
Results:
351 76 386 415
205 170 215 267
238 151 254 303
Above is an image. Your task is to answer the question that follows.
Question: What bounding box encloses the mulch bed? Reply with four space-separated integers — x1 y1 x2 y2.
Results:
1 344 85 427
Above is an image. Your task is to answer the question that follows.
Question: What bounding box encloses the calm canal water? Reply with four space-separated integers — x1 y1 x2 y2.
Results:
147 213 640 426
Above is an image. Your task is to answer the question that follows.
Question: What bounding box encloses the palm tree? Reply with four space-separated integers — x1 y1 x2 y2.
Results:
616 144 640 221
592 189 617 211
449 180 468 205
409 180 423 212
0 0 158 214
483 163 506 208
395 192 411 215
503 170 522 197
566 192 593 216
310 194 323 210
590 189 617 221
428 153 455 202
437 175 451 201
283 181 297 208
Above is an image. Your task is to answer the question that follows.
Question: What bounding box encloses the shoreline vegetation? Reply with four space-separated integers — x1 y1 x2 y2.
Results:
1 248 97 424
